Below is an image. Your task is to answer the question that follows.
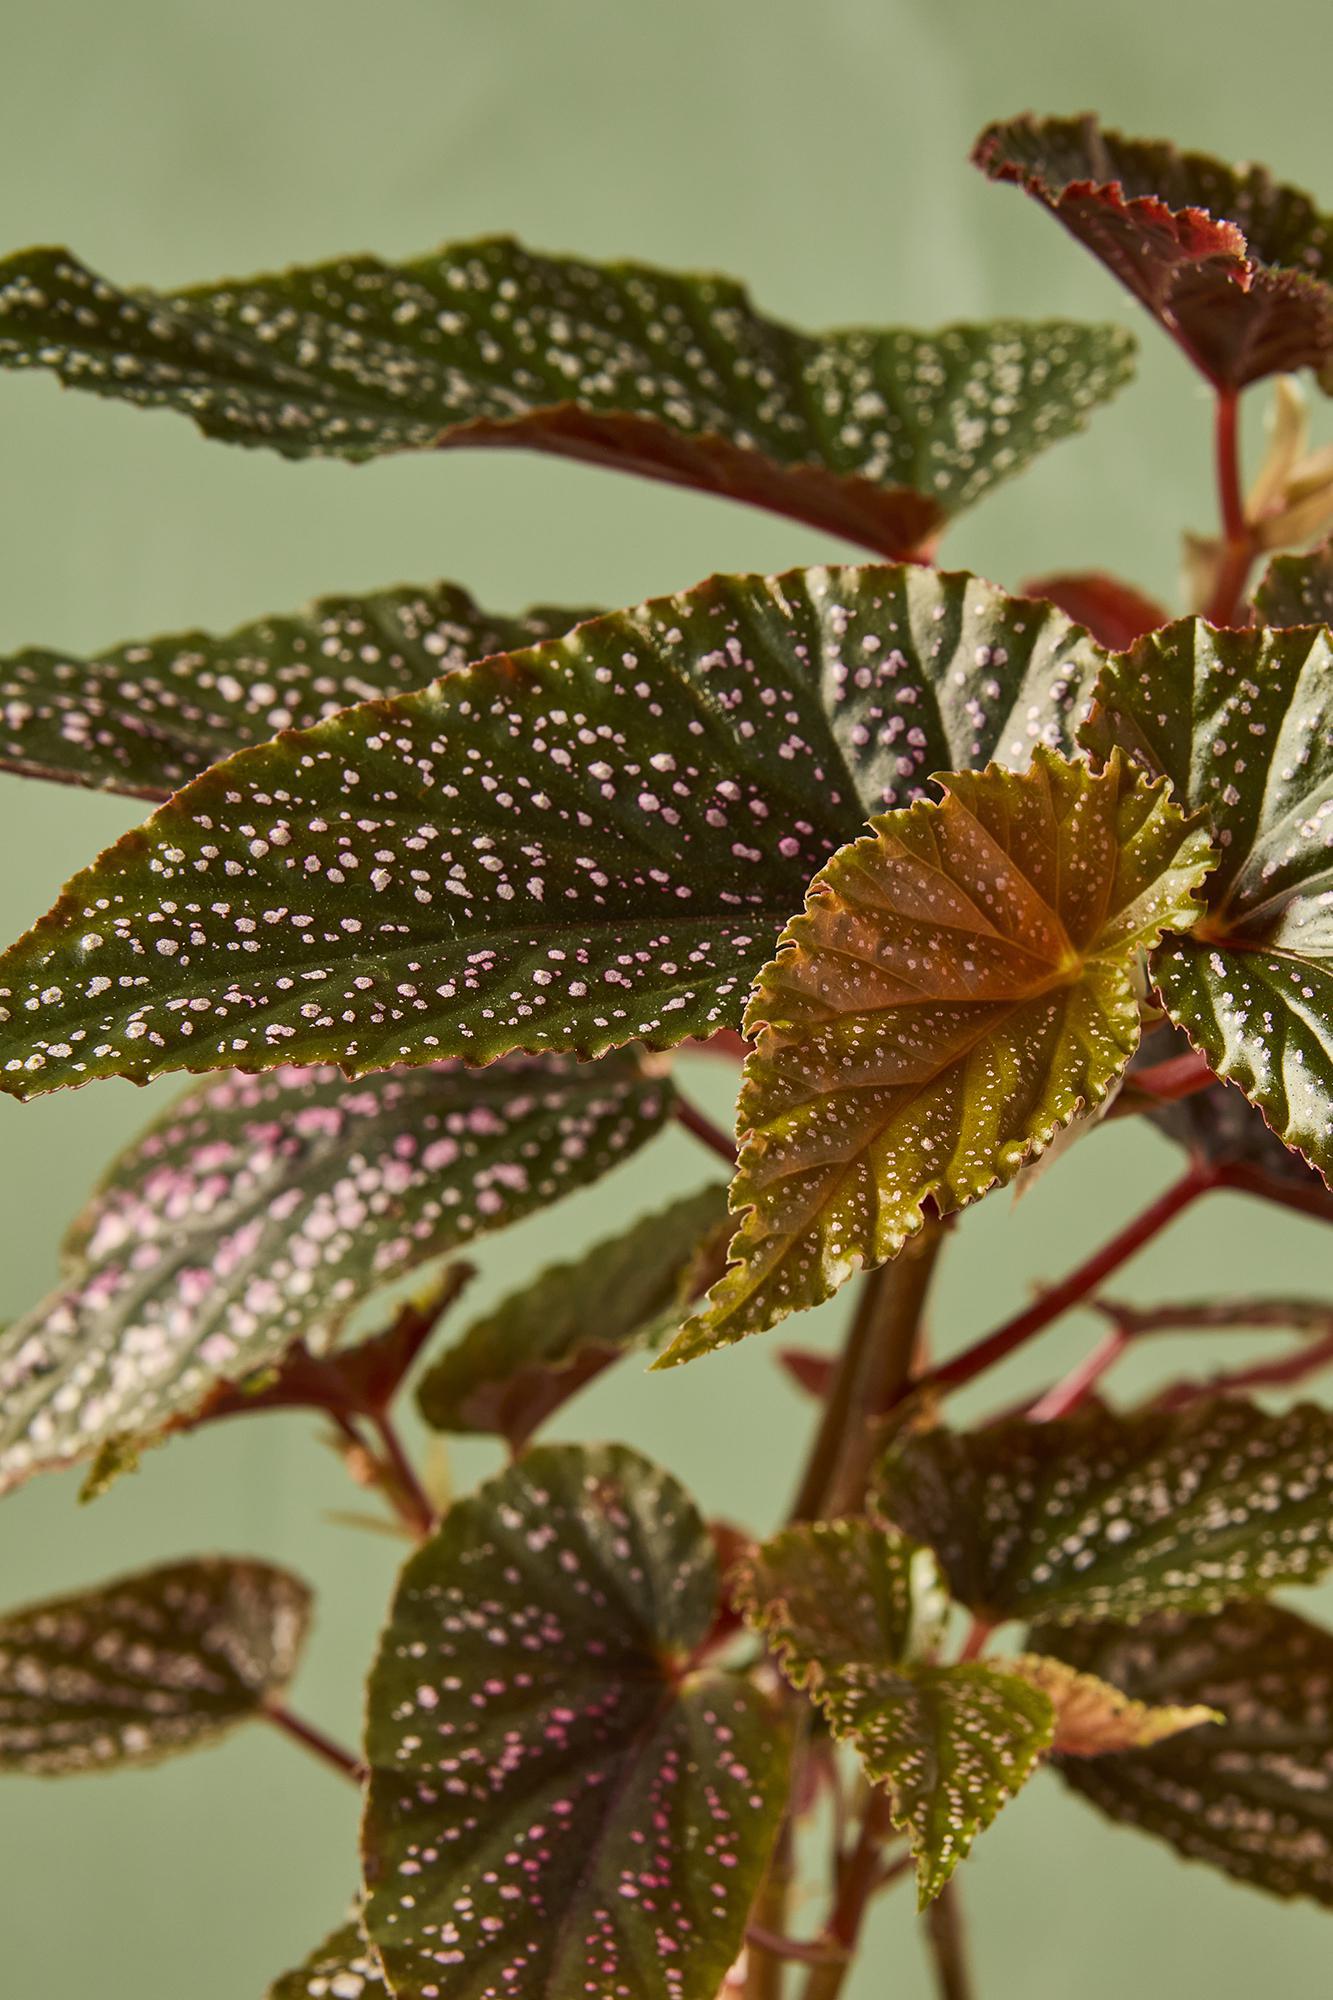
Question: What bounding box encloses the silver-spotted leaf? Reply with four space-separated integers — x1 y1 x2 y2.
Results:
361 1443 789 2000
0 1556 310 1774
0 564 1108 1094
732 1521 1049 1902
0 581 594 802
0 238 1135 554
268 1919 389 2000
1085 618 1333 1182
1005 1653 1218 1756
416 1181 729 1449
668 747 1214 1356
0 1050 669 1496
1252 536 1333 626
878 1398 1333 1625
1043 1603 1333 1904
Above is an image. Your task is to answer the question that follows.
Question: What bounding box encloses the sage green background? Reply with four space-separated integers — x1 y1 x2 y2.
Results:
2 2 1331 1995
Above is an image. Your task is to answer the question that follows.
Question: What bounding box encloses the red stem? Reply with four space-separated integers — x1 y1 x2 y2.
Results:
370 1410 437 1538
1121 1049 1216 1104
1205 388 1254 627
1154 1326 1333 1411
674 1095 738 1165
262 1702 366 1784
1025 1326 1132 1423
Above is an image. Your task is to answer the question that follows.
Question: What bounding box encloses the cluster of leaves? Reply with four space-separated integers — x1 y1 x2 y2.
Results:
0 109 1331 2000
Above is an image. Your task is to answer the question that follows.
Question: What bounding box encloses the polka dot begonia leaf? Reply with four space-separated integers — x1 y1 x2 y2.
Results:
665 747 1214 1358
416 1181 730 1451
1252 536 1333 627
1005 1653 1218 1758
975 115 1333 392
1083 618 1333 1184
0 580 596 803
0 1049 670 1497
1041 1601 1333 1906
0 563 1109 1096
0 1556 310 1774
0 237 1136 556
360 1443 789 2000
268 1919 389 2000
877 1398 1333 1626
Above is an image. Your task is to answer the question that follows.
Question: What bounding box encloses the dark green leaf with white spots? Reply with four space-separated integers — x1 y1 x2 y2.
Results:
1084 619 1333 1182
732 1521 1050 1902
0 238 1135 554
666 748 1213 1358
0 1556 310 1774
0 563 1108 1095
268 1919 389 2000
0 1050 669 1496
1253 537 1333 627
416 1180 729 1449
878 1399 1333 1626
361 1443 789 2000
0 581 595 802
1043 1602 1333 1905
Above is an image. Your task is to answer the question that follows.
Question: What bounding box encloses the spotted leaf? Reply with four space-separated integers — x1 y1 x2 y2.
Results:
1252 536 1333 626
360 1443 789 2000
0 1556 310 1774
0 238 1135 556
0 581 595 802
1042 1603 1333 1905
1005 1653 1219 1756
732 1521 1050 1903
878 1398 1333 1626
1084 619 1333 1182
0 563 1108 1096
668 748 1213 1356
975 115 1333 391
268 1919 389 2000
416 1181 729 1450
0 1050 669 1497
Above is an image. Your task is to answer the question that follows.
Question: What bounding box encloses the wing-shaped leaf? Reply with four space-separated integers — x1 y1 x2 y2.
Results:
0 238 1135 555
0 563 1108 1096
878 1398 1333 1625
0 1556 309 1774
668 748 1213 1356
1021 572 1168 650
1085 619 1333 1182
974 114 1333 391
0 1050 669 1496
732 1521 1049 1902
268 1919 389 2000
360 1443 788 2000
1006 1652 1218 1755
416 1181 729 1450
0 582 594 802
1253 537 1333 625
1043 1603 1333 1904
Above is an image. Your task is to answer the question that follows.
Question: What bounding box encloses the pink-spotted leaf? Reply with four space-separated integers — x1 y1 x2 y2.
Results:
0 238 1134 555
878 1398 1333 1626
1252 535 1333 626
666 747 1213 1357
1042 1602 1333 1905
0 563 1108 1094
268 1919 388 2000
0 580 595 802
360 1443 789 2000
1083 619 1333 1182
0 1557 310 1774
0 1050 669 1497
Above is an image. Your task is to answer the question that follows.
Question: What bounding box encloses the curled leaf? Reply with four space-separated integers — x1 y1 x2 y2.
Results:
1006 1652 1218 1756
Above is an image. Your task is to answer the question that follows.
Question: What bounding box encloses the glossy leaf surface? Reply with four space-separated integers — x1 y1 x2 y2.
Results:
361 1444 788 2000
1086 618 1333 1182
0 582 593 802
1045 1603 1333 1904
975 115 1333 390
879 1399 1333 1624
416 1181 729 1449
1252 536 1333 625
670 749 1212 1355
0 1051 668 1495
1007 1652 1218 1756
268 1921 389 2000
0 564 1107 1095
0 238 1134 553
0 1557 309 1773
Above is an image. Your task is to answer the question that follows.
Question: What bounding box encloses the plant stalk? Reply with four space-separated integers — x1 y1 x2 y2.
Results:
925 1881 975 2000
370 1410 437 1538
675 1094 739 1164
262 1702 366 1784
1204 387 1255 626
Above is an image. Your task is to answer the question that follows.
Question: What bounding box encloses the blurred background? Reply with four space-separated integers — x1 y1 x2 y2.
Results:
1 2 1331 1994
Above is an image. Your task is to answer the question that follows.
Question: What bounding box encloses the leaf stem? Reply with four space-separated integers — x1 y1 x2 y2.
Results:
1205 387 1255 626
798 1790 898 2000
1119 1048 1217 1104
1154 1323 1333 1410
262 1701 366 1784
674 1095 738 1165
925 1881 975 2000
369 1410 437 1539
1025 1325 1131 1422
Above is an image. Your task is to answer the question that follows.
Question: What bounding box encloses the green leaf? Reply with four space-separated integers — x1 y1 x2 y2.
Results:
1005 1653 1218 1756
0 1556 310 1773
0 581 594 802
0 563 1108 1095
0 1050 669 1496
0 238 1135 554
732 1521 1050 1902
1252 536 1333 626
1042 1602 1333 1905
416 1181 730 1450
878 1398 1333 1625
1084 619 1333 1183
268 1920 389 2000
361 1443 788 2000
668 747 1213 1357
